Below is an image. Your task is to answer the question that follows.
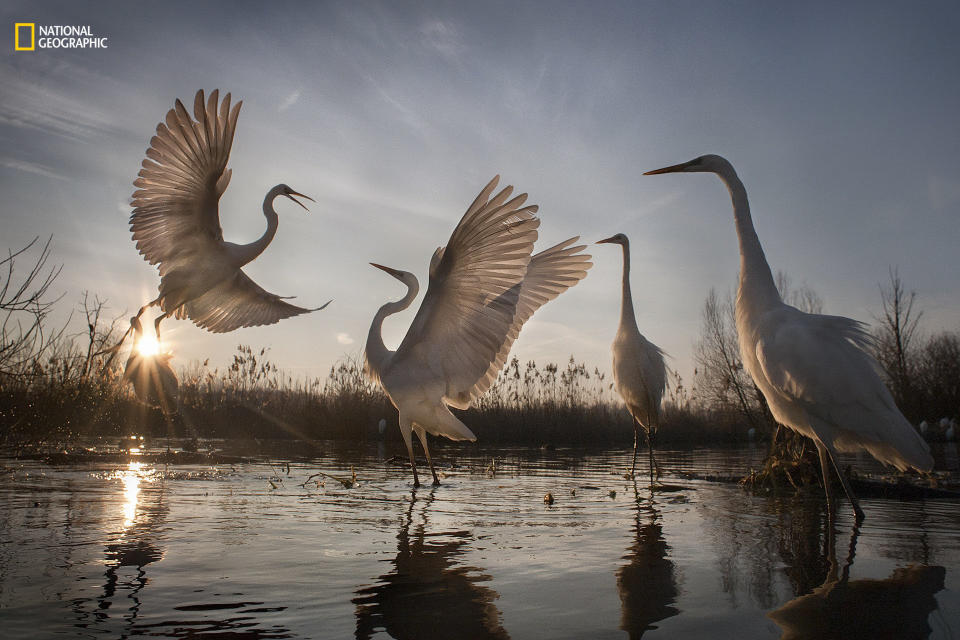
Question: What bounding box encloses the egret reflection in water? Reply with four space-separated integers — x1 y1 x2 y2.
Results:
768 521 946 640
69 461 167 633
617 481 680 638
353 488 510 640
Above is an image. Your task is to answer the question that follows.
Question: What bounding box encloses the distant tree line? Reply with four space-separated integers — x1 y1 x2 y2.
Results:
1 238 956 449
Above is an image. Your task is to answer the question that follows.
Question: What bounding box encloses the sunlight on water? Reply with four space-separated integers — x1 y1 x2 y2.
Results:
0 442 957 639
121 461 143 528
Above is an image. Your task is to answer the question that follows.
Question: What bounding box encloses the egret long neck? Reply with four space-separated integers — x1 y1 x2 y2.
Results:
716 164 780 312
366 277 420 375
231 188 282 267
618 242 638 329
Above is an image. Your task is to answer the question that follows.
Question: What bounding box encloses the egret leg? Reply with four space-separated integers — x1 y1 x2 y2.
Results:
154 311 170 341
646 429 661 483
136 296 161 320
825 445 865 522
630 420 640 478
415 427 441 486
400 418 420 487
817 442 837 516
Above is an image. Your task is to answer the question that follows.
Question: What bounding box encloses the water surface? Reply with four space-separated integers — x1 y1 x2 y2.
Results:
1 442 958 638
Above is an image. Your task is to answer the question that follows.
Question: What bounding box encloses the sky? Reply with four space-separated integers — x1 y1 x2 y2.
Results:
2 0 959 388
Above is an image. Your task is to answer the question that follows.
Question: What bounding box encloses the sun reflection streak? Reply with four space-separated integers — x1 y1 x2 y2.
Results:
122 461 144 529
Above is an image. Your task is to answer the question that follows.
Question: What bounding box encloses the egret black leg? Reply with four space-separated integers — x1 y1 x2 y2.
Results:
401 419 420 487
415 429 440 486
825 445 865 522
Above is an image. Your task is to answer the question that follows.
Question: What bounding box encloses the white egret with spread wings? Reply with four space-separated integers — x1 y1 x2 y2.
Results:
644 154 933 520
130 89 326 340
365 176 592 486
596 233 666 480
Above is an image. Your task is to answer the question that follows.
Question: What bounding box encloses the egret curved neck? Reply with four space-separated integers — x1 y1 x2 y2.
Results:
229 187 282 267
716 164 779 311
366 276 420 374
617 242 638 328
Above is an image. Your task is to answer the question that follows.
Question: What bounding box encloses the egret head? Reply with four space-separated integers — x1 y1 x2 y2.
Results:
276 184 315 211
596 232 628 246
644 154 729 175
370 263 419 290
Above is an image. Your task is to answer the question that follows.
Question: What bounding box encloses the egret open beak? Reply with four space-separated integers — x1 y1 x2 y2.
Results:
370 262 402 278
643 159 697 175
285 190 315 211
596 235 618 244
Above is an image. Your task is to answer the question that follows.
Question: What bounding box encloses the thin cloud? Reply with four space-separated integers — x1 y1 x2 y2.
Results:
0 158 68 181
278 89 301 113
337 332 355 345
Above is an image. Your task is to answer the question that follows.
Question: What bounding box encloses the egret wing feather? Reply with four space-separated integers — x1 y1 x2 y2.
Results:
130 89 242 274
755 306 932 471
449 236 593 408
184 270 315 333
392 176 540 403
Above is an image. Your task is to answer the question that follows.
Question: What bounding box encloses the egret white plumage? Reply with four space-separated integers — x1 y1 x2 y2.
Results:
130 89 326 341
645 154 933 520
365 176 592 486
596 233 666 480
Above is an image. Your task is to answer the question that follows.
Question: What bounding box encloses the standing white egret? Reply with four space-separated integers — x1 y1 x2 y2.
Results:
365 176 592 486
596 233 666 480
130 89 326 340
645 154 933 520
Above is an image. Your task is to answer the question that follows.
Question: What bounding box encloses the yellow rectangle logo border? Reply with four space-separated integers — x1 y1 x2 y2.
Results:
14 23 35 51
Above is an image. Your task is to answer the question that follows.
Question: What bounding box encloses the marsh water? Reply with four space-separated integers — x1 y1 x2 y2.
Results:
2 442 959 639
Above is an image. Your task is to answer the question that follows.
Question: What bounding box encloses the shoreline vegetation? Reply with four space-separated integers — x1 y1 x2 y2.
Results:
1 238 957 492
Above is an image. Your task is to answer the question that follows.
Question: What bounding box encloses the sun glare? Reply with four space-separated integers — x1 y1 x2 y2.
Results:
137 333 160 357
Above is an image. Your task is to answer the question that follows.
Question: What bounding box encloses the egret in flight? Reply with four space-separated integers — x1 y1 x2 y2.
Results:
365 176 592 486
130 89 326 340
645 154 933 520
597 233 666 480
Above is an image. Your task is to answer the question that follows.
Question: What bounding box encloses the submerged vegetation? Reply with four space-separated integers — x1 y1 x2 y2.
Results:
1 238 957 458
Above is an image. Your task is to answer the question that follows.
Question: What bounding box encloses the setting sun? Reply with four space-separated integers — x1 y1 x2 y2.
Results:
137 332 160 357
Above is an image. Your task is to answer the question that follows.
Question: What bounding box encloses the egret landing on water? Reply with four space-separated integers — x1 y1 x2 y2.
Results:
596 233 666 482
129 89 328 343
365 176 592 486
645 154 933 521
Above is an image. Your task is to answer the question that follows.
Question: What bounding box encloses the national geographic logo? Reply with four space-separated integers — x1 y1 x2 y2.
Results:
14 23 108 51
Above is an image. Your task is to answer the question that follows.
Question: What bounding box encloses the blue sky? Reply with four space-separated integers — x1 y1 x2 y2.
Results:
2 0 958 387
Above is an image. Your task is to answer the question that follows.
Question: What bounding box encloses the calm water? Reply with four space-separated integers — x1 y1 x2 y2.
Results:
1 442 959 639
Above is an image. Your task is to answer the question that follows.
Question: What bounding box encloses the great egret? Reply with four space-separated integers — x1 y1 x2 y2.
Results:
365 176 592 486
123 317 179 416
596 233 666 480
645 154 933 520
130 89 326 340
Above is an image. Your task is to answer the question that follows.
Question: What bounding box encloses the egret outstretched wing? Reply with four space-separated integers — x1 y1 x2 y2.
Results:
183 270 319 333
448 236 593 408
755 306 932 470
130 89 241 275
392 176 540 401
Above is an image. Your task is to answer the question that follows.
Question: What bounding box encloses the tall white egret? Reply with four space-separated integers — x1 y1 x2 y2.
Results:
130 89 326 340
365 176 592 486
645 154 933 520
597 233 666 479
